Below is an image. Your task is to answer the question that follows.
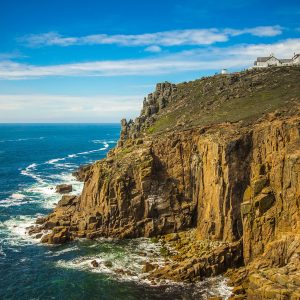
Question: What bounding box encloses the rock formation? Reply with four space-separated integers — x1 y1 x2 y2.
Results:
35 67 300 299
119 82 176 145
55 184 72 194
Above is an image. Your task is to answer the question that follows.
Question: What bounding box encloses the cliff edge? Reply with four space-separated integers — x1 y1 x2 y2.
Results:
35 67 300 299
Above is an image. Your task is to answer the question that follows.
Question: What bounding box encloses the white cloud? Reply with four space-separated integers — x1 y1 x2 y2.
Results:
226 25 283 37
0 51 26 60
19 26 283 48
144 45 162 53
1 38 299 80
0 94 142 122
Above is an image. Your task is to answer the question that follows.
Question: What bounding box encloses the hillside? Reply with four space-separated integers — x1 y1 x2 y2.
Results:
33 66 300 300
120 66 300 139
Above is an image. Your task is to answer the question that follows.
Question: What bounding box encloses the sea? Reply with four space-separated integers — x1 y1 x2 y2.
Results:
0 124 232 300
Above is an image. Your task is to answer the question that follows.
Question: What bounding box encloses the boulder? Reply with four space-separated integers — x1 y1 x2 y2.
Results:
104 261 113 268
36 217 46 224
27 225 42 235
91 260 99 267
142 262 156 273
56 184 72 194
57 195 77 207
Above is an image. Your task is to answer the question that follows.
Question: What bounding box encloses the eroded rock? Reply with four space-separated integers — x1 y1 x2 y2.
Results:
55 184 72 194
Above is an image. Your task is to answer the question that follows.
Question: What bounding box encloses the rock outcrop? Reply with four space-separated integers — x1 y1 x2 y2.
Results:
55 184 72 194
36 67 300 298
119 82 176 145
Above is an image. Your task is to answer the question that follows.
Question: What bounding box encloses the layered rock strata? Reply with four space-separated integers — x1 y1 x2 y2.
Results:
35 68 300 299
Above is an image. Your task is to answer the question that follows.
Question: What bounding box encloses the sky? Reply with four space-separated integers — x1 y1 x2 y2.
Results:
0 0 299 123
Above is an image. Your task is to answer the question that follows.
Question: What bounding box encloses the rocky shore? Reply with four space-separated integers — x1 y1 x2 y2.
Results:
30 67 300 299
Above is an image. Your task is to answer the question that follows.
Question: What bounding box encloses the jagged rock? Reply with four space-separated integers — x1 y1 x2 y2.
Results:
91 260 99 267
27 225 42 235
57 195 78 207
36 217 46 224
55 184 72 194
119 81 176 142
142 262 156 273
72 165 91 181
37 67 300 299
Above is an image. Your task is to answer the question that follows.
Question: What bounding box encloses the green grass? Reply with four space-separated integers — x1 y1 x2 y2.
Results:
115 146 134 159
146 67 300 134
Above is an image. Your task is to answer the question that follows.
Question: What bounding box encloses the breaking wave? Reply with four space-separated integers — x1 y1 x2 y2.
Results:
0 137 45 143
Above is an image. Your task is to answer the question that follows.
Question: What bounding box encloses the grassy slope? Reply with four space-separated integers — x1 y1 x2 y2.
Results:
148 67 300 134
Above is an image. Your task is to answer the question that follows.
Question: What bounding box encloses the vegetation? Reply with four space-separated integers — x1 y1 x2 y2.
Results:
147 67 300 134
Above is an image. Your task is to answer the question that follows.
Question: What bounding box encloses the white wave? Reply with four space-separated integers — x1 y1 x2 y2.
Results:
55 238 166 283
0 193 27 208
195 276 233 299
47 157 65 164
77 147 106 155
46 141 110 166
45 245 79 257
91 140 117 144
21 163 45 184
0 245 6 257
26 185 55 197
11 193 25 200
1 215 39 246
0 136 45 143
53 163 76 168
54 237 233 297
215 277 233 299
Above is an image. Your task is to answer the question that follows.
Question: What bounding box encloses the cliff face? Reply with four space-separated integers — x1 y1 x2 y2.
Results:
240 118 300 299
41 126 252 242
37 67 300 299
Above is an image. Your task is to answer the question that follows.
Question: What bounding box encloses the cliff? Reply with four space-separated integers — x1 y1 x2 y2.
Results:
36 67 300 299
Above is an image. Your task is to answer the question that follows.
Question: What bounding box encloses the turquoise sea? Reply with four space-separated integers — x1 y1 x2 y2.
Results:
0 124 231 300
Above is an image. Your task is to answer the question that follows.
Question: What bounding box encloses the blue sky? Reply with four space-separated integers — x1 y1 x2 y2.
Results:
0 0 299 122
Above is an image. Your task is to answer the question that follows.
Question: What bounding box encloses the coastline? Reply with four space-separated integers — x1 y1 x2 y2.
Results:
29 67 300 299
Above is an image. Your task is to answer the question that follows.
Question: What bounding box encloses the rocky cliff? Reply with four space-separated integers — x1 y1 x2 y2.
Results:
35 67 300 299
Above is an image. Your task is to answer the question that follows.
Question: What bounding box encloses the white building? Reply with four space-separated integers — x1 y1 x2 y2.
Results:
293 53 300 64
253 53 300 68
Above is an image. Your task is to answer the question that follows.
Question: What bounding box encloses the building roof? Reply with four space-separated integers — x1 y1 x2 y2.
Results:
254 54 299 66
256 56 279 62
279 59 293 63
256 57 271 62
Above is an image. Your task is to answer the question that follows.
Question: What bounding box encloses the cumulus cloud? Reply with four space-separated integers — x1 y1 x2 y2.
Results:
19 26 283 48
1 38 299 80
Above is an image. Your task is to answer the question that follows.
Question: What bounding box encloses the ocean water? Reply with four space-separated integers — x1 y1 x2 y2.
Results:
0 124 231 300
